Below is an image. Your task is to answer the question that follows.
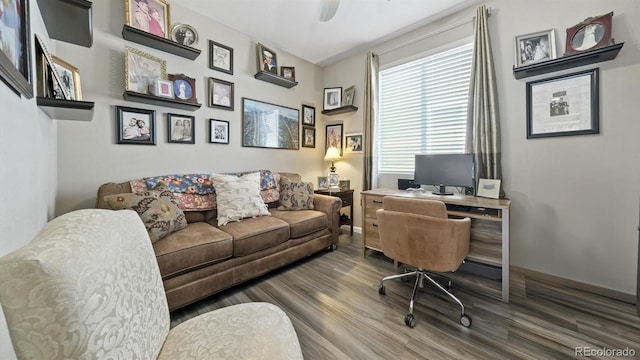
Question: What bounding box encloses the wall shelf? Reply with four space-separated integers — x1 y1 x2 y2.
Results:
254 71 298 88
36 0 93 47
122 25 201 60
513 43 624 79
123 91 202 111
321 105 358 115
37 97 95 121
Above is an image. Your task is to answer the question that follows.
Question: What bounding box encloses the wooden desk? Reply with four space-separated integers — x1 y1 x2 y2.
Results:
361 189 511 302
315 189 354 236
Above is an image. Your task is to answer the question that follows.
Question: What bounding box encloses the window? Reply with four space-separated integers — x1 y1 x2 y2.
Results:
377 42 473 174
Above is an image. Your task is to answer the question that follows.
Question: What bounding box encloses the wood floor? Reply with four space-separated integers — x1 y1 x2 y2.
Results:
170 234 640 359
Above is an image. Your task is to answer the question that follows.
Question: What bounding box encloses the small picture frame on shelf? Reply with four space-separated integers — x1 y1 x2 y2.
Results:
116 105 156 145
302 104 315 126
125 0 171 39
51 55 82 101
257 43 277 74
514 29 557 67
280 66 295 80
565 12 614 55
317 176 329 190
342 85 355 106
209 119 229 144
167 113 194 144
323 87 342 110
168 73 197 103
302 126 315 148
171 23 198 46
35 34 70 100
208 77 234 110
125 46 167 94
151 79 173 98
339 180 350 192
209 40 233 74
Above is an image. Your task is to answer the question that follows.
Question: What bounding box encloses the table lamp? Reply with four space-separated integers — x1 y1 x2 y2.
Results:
324 146 341 192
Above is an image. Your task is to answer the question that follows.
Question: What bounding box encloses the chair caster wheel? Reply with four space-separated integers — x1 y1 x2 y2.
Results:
460 315 472 327
404 314 416 328
378 285 385 295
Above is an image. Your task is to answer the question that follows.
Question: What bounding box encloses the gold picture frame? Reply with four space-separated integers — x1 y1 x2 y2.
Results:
51 56 82 101
125 46 167 94
125 0 171 39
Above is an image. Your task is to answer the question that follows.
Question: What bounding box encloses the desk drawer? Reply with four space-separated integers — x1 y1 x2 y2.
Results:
364 218 381 250
364 195 384 219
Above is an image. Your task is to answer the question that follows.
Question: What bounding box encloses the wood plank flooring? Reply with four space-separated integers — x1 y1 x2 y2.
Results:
170 234 640 359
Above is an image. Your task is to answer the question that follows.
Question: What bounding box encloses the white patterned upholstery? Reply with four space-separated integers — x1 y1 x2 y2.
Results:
211 172 271 226
0 209 303 360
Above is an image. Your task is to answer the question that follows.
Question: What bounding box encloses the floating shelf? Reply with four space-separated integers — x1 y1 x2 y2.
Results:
321 105 359 115
37 97 95 121
513 43 624 79
37 0 93 47
122 25 201 60
254 71 298 88
123 91 202 111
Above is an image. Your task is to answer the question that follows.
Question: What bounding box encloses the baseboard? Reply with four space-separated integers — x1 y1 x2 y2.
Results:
341 225 362 234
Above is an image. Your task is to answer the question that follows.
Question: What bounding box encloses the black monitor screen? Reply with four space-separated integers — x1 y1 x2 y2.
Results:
414 154 474 189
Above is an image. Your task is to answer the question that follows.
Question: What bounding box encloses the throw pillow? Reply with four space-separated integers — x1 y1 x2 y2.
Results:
277 178 314 211
210 172 270 226
103 188 187 243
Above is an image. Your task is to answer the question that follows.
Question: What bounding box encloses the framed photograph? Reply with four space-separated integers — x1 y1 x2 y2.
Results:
151 79 173 98
116 106 156 145
526 68 599 139
167 113 194 144
242 98 299 150
302 104 315 126
342 85 355 106
51 55 82 100
125 0 170 38
0 0 32 98
125 46 167 94
168 73 197 103
209 40 233 74
280 66 295 80
209 119 229 144
339 180 350 192
317 176 329 190
477 179 501 199
208 77 234 110
344 132 363 154
323 87 342 110
565 12 614 55
34 34 69 100
171 23 198 46
514 29 557 67
325 123 343 155
302 126 315 148
257 43 277 74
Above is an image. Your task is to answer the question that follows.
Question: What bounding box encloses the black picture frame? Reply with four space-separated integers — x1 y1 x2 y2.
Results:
208 77 234 110
167 113 195 144
242 97 299 150
526 68 599 139
116 106 156 145
0 0 33 98
302 104 315 126
302 126 315 148
209 40 233 75
209 119 229 144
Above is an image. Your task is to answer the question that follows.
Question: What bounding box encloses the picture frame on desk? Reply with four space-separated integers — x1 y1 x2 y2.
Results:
476 179 501 199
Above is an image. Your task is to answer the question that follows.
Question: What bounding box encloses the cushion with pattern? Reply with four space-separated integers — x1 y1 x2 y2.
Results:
277 178 314 211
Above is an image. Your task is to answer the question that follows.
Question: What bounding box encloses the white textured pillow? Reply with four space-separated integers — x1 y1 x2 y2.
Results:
211 172 270 226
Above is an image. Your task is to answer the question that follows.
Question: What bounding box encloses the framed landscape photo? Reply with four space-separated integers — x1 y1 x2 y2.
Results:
0 0 32 98
208 77 234 110
242 98 299 150
209 40 233 74
565 12 614 55
325 123 343 155
323 87 342 110
116 106 156 145
171 23 198 46
280 66 295 80
169 73 197 103
125 0 170 38
302 104 315 126
302 126 315 148
209 119 229 144
51 55 82 100
257 43 277 74
344 132 363 154
167 113 194 144
514 29 556 67
526 68 599 139
125 46 166 94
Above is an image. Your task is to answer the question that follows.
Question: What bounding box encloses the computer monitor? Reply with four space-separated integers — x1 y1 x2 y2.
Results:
414 154 474 195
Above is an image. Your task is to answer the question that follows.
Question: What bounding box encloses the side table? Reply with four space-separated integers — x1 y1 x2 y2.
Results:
314 189 354 236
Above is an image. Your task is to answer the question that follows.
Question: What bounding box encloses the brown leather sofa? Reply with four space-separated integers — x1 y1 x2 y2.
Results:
96 172 341 311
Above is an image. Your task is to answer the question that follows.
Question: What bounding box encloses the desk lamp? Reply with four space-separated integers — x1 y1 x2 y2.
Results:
324 146 341 193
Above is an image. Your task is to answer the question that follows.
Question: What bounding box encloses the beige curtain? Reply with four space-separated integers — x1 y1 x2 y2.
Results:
466 5 504 197
363 51 379 191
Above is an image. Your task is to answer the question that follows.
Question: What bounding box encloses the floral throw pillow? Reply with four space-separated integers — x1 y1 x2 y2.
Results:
277 178 314 211
210 172 270 226
103 188 187 243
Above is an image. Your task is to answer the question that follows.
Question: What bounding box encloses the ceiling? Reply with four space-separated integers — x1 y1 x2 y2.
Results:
172 0 479 66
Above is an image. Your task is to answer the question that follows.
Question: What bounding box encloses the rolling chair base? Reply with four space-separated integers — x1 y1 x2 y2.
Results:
378 268 472 328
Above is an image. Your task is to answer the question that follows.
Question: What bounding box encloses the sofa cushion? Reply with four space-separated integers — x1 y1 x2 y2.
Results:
214 216 290 257
277 178 314 211
270 209 328 238
103 188 187 243
211 172 270 226
153 222 233 279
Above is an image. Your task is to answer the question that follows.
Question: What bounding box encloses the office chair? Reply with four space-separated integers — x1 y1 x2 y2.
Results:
376 196 472 328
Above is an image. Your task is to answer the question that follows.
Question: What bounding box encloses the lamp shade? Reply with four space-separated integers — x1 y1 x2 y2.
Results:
324 146 341 161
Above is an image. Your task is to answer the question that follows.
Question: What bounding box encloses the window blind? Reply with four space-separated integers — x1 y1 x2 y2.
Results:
377 42 473 174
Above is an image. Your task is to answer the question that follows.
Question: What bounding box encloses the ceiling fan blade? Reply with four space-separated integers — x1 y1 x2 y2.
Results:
319 0 340 22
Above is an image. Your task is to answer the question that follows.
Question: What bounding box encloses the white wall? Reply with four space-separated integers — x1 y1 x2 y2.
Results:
54 1 327 215
323 0 640 295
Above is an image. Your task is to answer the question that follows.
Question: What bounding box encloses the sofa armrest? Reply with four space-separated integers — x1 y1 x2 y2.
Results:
313 194 342 246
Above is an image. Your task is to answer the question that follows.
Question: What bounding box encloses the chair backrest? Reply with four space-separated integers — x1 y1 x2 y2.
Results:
0 209 170 359
376 197 471 272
